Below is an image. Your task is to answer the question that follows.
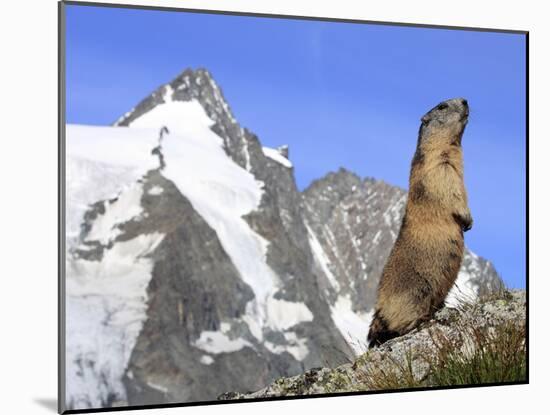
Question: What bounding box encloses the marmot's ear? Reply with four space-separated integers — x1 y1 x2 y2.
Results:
421 115 429 124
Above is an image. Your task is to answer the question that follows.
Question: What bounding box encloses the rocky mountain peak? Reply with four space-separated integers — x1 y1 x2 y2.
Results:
305 168 361 197
113 67 260 172
115 67 233 127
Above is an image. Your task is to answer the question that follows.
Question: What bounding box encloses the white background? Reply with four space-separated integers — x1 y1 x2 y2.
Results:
0 0 544 413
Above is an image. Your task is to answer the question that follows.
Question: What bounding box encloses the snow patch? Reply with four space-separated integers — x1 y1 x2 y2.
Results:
66 124 166 408
330 295 373 355
147 381 168 394
85 182 145 245
445 269 478 307
147 185 164 196
241 303 264 341
67 124 161 169
192 331 253 354
266 297 314 331
128 99 214 135
264 331 309 361
66 232 164 409
200 355 215 365
240 128 252 171
262 147 293 168
306 223 340 291
372 230 382 245
66 123 161 249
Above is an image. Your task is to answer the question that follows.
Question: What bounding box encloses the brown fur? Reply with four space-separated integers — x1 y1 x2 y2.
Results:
367 98 472 347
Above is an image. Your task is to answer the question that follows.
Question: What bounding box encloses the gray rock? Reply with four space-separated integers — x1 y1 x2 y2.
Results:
277 145 289 159
220 290 526 399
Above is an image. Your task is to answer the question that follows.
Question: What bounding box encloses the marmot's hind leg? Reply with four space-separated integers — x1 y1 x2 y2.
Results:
401 312 432 334
368 284 434 348
367 311 400 348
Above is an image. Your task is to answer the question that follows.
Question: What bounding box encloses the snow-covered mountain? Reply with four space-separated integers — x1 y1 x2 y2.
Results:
64 68 503 410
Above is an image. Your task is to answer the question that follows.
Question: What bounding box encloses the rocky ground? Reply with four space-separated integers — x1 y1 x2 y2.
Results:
219 290 526 400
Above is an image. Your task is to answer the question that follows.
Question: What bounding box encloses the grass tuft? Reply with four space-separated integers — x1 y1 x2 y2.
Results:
356 294 526 391
427 321 526 386
360 349 425 390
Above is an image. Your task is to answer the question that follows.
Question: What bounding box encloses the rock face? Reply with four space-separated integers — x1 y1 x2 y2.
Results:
220 290 526 400
65 68 504 410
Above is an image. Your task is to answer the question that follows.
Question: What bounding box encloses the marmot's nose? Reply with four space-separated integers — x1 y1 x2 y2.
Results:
460 98 468 107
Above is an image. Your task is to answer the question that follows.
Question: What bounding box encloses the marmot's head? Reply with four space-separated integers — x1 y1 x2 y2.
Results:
418 98 469 147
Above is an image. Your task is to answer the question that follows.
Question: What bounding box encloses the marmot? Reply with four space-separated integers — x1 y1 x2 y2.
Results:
367 97 472 347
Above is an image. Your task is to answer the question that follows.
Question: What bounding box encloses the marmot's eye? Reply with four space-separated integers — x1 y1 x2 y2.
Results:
437 103 448 111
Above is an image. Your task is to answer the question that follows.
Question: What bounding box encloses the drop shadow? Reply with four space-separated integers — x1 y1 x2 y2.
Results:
34 398 57 412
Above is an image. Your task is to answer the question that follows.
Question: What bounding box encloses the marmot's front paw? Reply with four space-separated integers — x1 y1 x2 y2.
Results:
453 213 473 232
463 216 473 232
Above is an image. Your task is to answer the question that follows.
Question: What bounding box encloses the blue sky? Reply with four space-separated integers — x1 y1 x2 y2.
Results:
65 5 527 289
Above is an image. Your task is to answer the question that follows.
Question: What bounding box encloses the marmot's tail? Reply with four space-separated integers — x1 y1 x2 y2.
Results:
367 311 399 348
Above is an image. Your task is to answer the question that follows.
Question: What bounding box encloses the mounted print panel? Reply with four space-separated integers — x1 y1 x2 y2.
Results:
59 1 528 413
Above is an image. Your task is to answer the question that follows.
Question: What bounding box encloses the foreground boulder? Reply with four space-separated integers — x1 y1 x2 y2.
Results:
220 290 526 399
